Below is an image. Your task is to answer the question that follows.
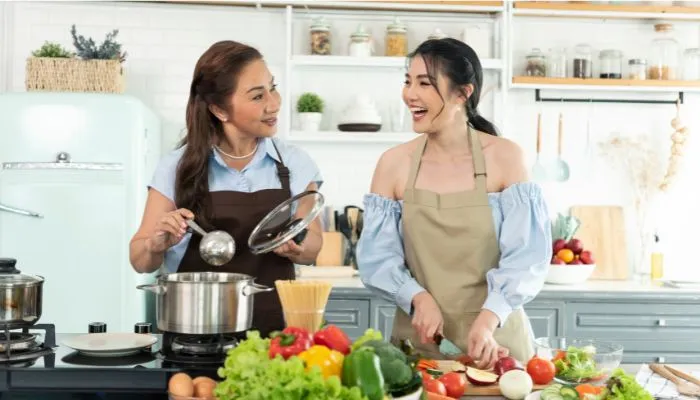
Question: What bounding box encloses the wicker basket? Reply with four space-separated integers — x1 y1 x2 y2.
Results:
25 57 125 93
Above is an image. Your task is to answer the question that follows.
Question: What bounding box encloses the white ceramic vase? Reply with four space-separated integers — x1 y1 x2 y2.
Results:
299 112 322 132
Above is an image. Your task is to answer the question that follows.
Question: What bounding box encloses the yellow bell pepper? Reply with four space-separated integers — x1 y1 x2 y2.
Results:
298 344 344 379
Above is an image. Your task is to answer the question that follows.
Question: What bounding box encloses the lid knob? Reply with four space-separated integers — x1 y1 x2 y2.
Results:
0 258 19 274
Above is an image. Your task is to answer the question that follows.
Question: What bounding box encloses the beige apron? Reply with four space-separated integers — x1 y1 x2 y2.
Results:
390 128 534 363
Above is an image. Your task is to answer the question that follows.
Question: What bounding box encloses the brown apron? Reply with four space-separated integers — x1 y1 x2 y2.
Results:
390 128 534 363
177 141 295 338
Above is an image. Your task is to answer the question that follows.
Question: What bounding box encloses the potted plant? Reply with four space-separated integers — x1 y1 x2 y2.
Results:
297 92 324 132
25 24 127 93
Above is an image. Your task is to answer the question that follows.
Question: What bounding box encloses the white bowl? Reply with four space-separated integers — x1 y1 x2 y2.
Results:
545 264 596 285
391 387 423 400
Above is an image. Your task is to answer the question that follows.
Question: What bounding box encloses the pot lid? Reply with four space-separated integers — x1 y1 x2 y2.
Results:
0 258 43 284
248 190 325 255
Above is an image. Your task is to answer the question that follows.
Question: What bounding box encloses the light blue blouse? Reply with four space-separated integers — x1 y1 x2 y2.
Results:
355 182 552 326
149 137 323 273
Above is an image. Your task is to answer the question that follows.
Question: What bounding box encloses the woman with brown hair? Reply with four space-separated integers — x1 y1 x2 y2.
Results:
129 41 324 336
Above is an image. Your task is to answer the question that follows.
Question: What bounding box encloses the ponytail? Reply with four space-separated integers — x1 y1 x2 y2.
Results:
466 100 499 137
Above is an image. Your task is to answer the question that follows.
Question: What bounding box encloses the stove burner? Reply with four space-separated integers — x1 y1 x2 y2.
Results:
0 332 38 352
0 323 56 366
172 334 238 356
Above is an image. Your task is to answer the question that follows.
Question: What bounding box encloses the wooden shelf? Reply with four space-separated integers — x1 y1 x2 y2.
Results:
511 76 700 92
287 130 417 144
291 55 503 70
513 1 700 20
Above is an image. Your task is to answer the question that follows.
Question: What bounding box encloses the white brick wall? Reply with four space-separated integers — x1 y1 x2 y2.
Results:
4 1 700 278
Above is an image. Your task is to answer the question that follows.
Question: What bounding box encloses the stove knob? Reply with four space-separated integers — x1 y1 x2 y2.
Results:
134 322 152 334
89 322 106 333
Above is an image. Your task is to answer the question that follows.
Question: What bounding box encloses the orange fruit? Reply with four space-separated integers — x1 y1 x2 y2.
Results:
557 248 575 263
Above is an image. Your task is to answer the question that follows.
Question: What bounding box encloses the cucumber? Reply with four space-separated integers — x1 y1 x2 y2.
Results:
560 386 578 400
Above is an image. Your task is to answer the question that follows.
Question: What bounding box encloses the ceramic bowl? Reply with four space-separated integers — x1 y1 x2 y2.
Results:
545 264 596 285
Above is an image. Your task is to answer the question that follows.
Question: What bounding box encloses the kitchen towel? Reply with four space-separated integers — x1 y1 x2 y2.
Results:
636 364 700 400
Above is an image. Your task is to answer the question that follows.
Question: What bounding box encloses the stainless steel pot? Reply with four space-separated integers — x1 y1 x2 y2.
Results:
0 258 44 329
137 272 273 335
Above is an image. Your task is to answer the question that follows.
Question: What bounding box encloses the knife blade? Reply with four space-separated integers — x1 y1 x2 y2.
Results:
434 333 463 356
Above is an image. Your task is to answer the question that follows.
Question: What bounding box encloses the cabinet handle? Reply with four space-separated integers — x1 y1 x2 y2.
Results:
657 356 666 363
2 152 123 171
657 319 667 327
0 203 43 218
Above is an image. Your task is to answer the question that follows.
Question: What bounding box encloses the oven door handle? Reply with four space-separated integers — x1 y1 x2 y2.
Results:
0 203 43 218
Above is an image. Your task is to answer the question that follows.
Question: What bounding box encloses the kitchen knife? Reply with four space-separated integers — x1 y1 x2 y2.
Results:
434 333 463 356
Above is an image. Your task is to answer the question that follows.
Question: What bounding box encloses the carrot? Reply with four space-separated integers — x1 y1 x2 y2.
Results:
575 384 603 399
426 392 454 400
418 359 439 369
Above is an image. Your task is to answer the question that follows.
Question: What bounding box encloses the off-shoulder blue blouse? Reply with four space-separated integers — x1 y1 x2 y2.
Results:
355 182 552 326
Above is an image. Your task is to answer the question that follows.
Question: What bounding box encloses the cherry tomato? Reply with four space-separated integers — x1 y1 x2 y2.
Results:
423 378 447 396
437 372 467 399
526 356 556 385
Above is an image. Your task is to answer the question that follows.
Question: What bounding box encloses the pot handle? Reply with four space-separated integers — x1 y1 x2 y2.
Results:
243 282 274 296
136 284 167 295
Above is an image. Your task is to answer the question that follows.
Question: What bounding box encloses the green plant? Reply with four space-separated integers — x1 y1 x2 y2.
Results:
31 41 73 58
296 92 324 113
70 24 127 63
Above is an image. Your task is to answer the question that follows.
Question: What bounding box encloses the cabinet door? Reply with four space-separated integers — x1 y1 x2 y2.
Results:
524 301 564 339
0 169 139 333
324 299 370 341
372 300 396 340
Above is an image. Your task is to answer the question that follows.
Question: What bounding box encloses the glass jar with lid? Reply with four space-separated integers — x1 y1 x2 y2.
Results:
648 23 680 80
385 17 407 57
547 47 567 78
525 48 547 77
348 24 373 58
309 16 332 55
599 49 623 79
573 43 592 78
427 28 449 41
683 48 700 80
628 59 647 80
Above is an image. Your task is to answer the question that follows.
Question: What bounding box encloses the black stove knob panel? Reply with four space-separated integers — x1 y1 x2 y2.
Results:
88 322 106 333
134 322 152 334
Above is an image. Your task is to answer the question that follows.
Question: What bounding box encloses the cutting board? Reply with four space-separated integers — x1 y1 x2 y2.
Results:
435 361 548 396
569 205 628 280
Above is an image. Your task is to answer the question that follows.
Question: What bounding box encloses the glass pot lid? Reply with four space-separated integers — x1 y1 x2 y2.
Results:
248 190 325 255
0 258 43 285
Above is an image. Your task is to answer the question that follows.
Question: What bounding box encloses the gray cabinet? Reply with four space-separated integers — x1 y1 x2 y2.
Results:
325 284 700 363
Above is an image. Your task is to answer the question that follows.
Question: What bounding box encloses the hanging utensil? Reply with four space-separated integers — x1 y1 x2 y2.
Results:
532 111 548 181
186 220 236 267
552 112 570 182
248 190 325 255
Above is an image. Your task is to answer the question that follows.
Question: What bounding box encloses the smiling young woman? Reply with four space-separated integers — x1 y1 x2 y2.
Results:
356 38 553 367
129 40 324 337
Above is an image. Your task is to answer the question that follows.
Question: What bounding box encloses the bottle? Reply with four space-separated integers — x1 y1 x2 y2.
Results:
650 233 664 282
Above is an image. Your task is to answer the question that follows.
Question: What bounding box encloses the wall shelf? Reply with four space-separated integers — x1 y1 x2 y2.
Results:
511 76 700 93
287 130 416 144
290 55 504 70
512 1 700 20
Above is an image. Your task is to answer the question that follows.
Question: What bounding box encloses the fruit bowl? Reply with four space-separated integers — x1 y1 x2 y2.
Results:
533 337 623 385
546 263 596 285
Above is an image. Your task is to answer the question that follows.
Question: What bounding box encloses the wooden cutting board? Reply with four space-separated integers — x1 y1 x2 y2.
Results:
435 361 548 396
569 205 628 280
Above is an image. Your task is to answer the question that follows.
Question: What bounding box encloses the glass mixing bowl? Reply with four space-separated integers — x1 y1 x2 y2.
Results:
533 337 624 385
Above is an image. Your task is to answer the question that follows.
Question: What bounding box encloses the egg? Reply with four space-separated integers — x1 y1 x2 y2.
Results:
168 372 194 397
194 378 217 398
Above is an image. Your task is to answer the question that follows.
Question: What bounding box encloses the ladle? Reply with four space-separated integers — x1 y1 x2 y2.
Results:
186 220 236 266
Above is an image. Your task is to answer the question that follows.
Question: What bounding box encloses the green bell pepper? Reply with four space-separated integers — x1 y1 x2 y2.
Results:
341 347 385 400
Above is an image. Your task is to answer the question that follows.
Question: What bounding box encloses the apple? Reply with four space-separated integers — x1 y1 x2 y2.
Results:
466 367 499 386
552 239 567 253
551 256 566 265
566 238 584 255
580 250 595 265
494 356 523 376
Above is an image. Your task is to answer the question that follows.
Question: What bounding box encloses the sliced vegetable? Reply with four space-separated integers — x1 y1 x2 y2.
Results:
268 327 312 360
297 344 344 379
313 324 352 355
341 347 385 400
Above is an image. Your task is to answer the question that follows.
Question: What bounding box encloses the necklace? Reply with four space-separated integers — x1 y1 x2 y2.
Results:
214 142 258 160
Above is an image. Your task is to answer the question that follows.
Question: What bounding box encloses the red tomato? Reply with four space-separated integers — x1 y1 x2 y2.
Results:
437 372 467 399
424 378 447 396
526 356 556 385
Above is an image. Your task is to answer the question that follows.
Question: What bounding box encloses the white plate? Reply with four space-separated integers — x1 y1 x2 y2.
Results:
62 333 157 357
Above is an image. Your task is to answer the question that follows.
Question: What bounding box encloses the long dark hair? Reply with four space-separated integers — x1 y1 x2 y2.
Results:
175 40 263 229
408 38 499 136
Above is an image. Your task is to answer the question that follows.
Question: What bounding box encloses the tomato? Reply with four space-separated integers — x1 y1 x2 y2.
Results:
424 378 447 396
437 372 467 399
526 356 556 385
552 350 566 362
421 370 434 381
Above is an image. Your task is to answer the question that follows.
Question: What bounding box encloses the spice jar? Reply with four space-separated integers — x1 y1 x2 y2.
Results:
525 48 546 77
427 28 449 40
547 47 567 78
310 16 331 55
348 24 373 58
385 17 407 57
599 49 623 79
628 59 647 80
682 48 700 80
573 43 592 78
648 23 679 80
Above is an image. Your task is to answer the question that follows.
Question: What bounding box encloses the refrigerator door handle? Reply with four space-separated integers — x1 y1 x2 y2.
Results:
2 152 123 171
0 203 43 218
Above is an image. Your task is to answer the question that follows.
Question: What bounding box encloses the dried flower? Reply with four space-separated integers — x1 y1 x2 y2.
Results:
70 24 127 63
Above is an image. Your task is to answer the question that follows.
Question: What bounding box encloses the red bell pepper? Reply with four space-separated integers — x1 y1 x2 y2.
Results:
268 327 312 360
313 324 351 355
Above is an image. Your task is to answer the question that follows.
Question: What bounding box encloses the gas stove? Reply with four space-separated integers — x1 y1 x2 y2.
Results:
158 331 240 366
0 323 56 367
